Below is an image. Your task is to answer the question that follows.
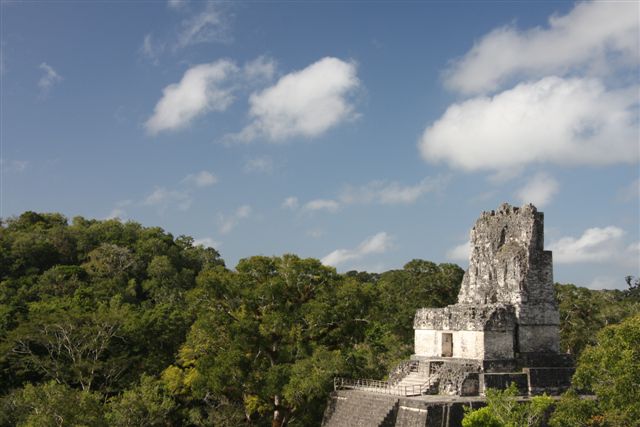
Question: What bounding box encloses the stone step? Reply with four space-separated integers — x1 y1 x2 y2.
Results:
323 391 399 427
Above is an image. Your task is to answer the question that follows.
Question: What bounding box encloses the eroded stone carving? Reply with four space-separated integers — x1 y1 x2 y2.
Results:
414 203 560 359
323 204 574 427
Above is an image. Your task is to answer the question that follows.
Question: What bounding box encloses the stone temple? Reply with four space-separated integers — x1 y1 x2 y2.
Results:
323 203 574 427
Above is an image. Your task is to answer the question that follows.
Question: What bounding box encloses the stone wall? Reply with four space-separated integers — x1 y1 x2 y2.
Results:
456 203 556 310
322 391 487 427
414 304 516 331
519 325 560 353
414 203 561 358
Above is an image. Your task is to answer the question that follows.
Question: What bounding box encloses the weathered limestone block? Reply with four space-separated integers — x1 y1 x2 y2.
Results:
457 203 556 311
414 305 516 331
414 203 561 359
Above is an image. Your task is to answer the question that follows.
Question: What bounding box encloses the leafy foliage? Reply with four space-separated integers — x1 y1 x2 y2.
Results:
462 383 553 427
555 284 638 356
1 381 106 427
1 211 638 426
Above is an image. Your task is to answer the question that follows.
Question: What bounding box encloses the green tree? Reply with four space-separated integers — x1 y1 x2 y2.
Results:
1 381 106 427
3 298 131 392
376 260 463 341
570 313 640 426
106 375 176 426
548 389 600 427
555 283 638 356
177 255 345 426
462 383 553 427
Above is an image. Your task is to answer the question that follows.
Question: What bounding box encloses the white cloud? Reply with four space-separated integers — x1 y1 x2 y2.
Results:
302 199 340 213
340 176 446 205
515 172 559 207
105 200 133 220
142 187 192 212
145 60 238 134
140 34 165 65
236 205 251 218
0 159 28 173
106 208 127 220
445 2 640 94
218 204 251 234
347 263 388 274
229 57 360 143
183 170 218 187
447 241 471 262
321 232 393 267
243 56 277 83
37 63 62 94
587 276 621 290
167 0 186 9
282 196 299 210
285 176 444 216
549 226 626 264
244 156 274 174
175 4 230 49
306 229 325 239
193 237 220 248
420 77 638 172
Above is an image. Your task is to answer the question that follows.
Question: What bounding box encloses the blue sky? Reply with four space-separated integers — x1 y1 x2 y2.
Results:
1 0 638 289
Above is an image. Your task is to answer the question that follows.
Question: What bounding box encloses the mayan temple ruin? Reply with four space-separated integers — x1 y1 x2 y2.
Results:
322 203 575 427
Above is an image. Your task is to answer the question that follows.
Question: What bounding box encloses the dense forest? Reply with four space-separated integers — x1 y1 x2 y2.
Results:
0 212 638 426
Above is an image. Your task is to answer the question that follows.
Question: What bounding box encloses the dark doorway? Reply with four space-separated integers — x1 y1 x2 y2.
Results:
441 333 453 357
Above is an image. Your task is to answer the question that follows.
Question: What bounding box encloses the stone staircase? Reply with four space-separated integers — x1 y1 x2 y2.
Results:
393 371 439 396
323 391 399 427
333 360 441 397
394 405 429 427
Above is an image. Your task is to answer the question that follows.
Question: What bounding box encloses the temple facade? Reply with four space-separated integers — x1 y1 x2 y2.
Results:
323 203 574 427
413 203 560 361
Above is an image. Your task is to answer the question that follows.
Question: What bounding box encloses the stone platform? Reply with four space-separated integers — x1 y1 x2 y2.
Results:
323 390 488 427
323 204 577 427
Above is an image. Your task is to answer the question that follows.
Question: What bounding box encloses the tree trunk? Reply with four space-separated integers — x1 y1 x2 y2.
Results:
272 394 285 427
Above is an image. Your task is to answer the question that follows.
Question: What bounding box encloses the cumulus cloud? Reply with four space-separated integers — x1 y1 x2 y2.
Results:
175 3 230 48
447 241 471 262
183 170 218 187
218 205 251 234
243 56 277 83
549 226 630 264
282 197 299 210
37 63 62 95
142 187 192 212
229 57 360 143
105 200 133 220
193 237 220 248
340 176 447 205
445 2 639 94
306 229 325 239
321 232 393 267
140 34 165 65
145 60 238 134
0 159 28 173
587 276 621 290
302 199 340 213
167 0 186 9
286 176 444 216
515 172 559 207
420 77 638 172
244 156 274 174
106 208 127 220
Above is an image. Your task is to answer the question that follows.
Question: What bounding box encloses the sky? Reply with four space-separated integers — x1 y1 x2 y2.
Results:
1 0 638 290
